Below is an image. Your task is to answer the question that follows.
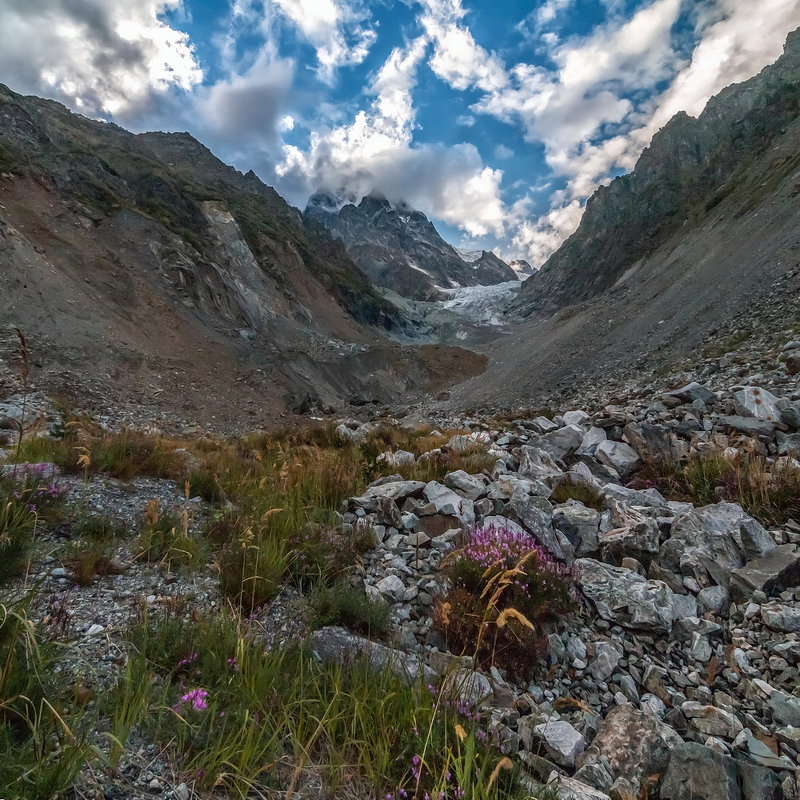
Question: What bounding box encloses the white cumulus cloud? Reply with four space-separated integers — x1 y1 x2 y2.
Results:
0 0 202 123
273 0 376 83
417 0 507 92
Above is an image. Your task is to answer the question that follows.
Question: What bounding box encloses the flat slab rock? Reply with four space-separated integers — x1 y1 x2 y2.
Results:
310 626 434 685
729 544 800 603
659 502 775 588
532 719 586 769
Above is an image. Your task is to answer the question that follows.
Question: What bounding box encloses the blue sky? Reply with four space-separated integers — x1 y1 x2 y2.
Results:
1 0 799 265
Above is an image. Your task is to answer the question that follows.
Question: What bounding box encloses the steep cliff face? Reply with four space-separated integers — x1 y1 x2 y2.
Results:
0 85 484 423
515 28 800 315
306 192 516 300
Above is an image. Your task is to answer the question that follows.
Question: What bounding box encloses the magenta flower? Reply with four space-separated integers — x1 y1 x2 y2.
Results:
179 688 209 710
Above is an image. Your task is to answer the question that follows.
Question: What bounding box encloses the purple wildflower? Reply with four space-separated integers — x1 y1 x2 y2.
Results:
179 688 209 711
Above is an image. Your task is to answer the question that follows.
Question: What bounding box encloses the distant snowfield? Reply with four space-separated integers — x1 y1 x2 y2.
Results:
436 280 521 327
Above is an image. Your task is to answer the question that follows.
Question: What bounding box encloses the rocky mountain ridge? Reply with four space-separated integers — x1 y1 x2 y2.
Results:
306 191 517 300
515 27 800 315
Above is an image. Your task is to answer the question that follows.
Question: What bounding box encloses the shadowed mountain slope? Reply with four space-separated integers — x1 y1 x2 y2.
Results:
0 86 485 426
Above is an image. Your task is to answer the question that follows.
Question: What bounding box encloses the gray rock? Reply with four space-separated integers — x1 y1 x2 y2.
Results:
738 760 783 800
553 501 601 557
761 601 800 632
660 502 774 588
595 440 642 479
534 425 585 462
173 783 191 800
717 415 776 438
517 445 563 481
599 518 660 568
588 640 622 682
566 635 587 663
508 497 567 561
769 690 800 727
423 482 475 524
729 545 800 603
640 693 667 717
545 774 611 800
378 449 416 467
689 633 714 663
698 585 730 616
623 422 689 464
447 433 490 452
575 559 674 633
441 668 492 708
578 426 607 456
601 483 668 509
672 593 699 620
443 470 487 500
487 474 547 501
660 742 741 800
577 704 681 798
351 480 426 511
734 387 782 423
532 719 586 768
664 382 716 405
681 702 743 739
531 416 559 434
310 627 434 684
743 736 796 771
563 410 591 426
375 575 406 601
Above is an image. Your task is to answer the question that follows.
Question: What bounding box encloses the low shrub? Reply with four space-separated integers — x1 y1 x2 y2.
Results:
0 486 37 584
0 594 99 798
202 507 244 548
135 500 207 570
88 430 186 481
187 468 224 503
288 522 375 585
71 513 128 541
217 529 291 612
309 582 390 636
64 540 122 586
435 522 573 678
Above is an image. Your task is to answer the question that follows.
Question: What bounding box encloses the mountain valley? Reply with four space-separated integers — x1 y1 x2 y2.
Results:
1 21 800 800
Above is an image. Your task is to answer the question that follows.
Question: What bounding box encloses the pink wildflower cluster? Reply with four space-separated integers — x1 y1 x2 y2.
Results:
5 466 66 513
427 683 480 722
460 522 562 572
454 522 573 610
178 688 209 711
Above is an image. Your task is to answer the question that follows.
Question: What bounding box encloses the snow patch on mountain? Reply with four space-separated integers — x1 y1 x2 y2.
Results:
437 281 520 327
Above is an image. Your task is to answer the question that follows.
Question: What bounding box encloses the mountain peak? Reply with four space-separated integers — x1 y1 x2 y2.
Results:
304 194 516 299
